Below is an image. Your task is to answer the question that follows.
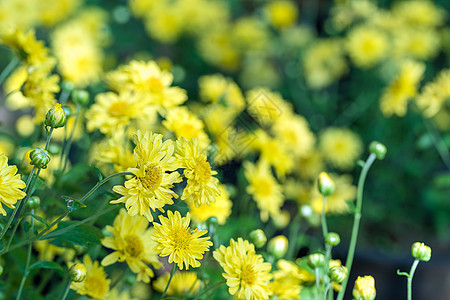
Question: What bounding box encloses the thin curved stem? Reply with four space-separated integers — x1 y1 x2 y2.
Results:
61 279 72 300
60 104 81 174
193 279 226 300
0 56 19 85
336 153 377 300
423 117 450 171
407 259 420 300
161 263 177 299
323 282 332 300
16 210 34 300
315 267 321 295
321 196 328 239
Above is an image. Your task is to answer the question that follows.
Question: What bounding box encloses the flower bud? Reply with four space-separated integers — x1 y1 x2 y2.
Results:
29 148 50 169
70 263 87 282
369 141 387 160
325 232 341 247
267 235 289 258
61 81 75 92
45 103 67 129
328 266 346 283
26 196 40 210
72 90 89 106
272 210 290 229
411 242 431 262
318 172 335 196
353 275 376 300
307 253 325 269
249 229 267 248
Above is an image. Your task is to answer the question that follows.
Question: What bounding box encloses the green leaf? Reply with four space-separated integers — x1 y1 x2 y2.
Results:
29 261 64 274
61 195 87 212
40 221 103 246
30 214 50 229
91 166 103 181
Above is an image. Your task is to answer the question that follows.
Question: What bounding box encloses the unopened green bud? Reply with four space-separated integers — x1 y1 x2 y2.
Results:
206 216 218 227
72 90 89 106
26 196 40 210
267 235 289 258
70 263 87 282
45 103 67 129
29 148 50 169
328 266 347 283
249 229 267 248
353 275 376 300
411 242 431 262
307 253 325 269
61 81 75 92
325 232 341 247
318 172 335 196
369 141 387 160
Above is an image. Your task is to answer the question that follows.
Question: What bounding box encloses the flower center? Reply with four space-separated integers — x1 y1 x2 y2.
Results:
170 227 191 251
109 101 128 117
140 164 163 191
255 178 273 197
148 76 164 93
124 234 144 257
195 157 212 184
84 276 108 299
241 264 256 286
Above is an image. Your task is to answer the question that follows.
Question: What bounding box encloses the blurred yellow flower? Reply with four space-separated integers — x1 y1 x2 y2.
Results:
264 0 299 29
319 127 363 170
213 238 273 300
353 275 376 300
70 254 111 299
416 69 450 117
270 259 314 299
346 25 388 68
380 60 425 117
101 209 161 283
175 137 220 207
152 271 201 297
244 160 284 222
392 0 445 28
111 131 181 222
188 184 232 225
152 210 213 270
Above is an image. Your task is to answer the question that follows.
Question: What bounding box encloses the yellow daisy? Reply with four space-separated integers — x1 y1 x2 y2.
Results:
188 184 232 225
111 131 181 222
213 238 273 300
175 137 220 207
152 210 213 270
101 209 161 283
416 69 450 117
319 127 363 170
346 25 388 68
271 259 315 300
244 160 284 222
0 154 26 216
70 254 111 299
152 271 201 297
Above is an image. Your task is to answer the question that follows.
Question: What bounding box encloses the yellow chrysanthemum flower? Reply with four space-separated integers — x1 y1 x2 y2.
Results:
346 25 388 68
319 127 363 170
246 88 293 127
163 107 210 151
101 209 161 283
152 271 201 297
175 137 220 207
392 0 445 28
188 184 232 225
244 160 284 222
353 275 376 300
310 174 357 215
0 154 26 216
271 259 315 300
416 69 450 117
198 74 245 112
152 210 213 270
70 254 111 299
86 92 157 136
213 238 273 300
111 131 181 222
380 60 425 117
264 0 299 29
107 60 187 110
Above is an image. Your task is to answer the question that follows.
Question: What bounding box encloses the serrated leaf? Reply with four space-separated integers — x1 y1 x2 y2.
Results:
29 261 64 274
40 221 103 246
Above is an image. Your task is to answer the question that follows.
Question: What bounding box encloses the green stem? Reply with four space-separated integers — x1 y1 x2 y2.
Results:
336 153 377 300
61 279 72 300
321 196 328 239
315 267 321 294
323 282 332 300
16 210 35 300
45 128 54 151
60 104 81 174
423 117 450 171
161 263 177 299
0 56 19 85
4 169 41 252
286 213 301 260
193 279 226 300
407 259 420 300
38 171 132 238
0 167 36 241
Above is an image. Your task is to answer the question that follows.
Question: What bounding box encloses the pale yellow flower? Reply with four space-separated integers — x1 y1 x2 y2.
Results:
188 184 232 225
0 154 26 216
70 254 111 299
152 271 201 297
